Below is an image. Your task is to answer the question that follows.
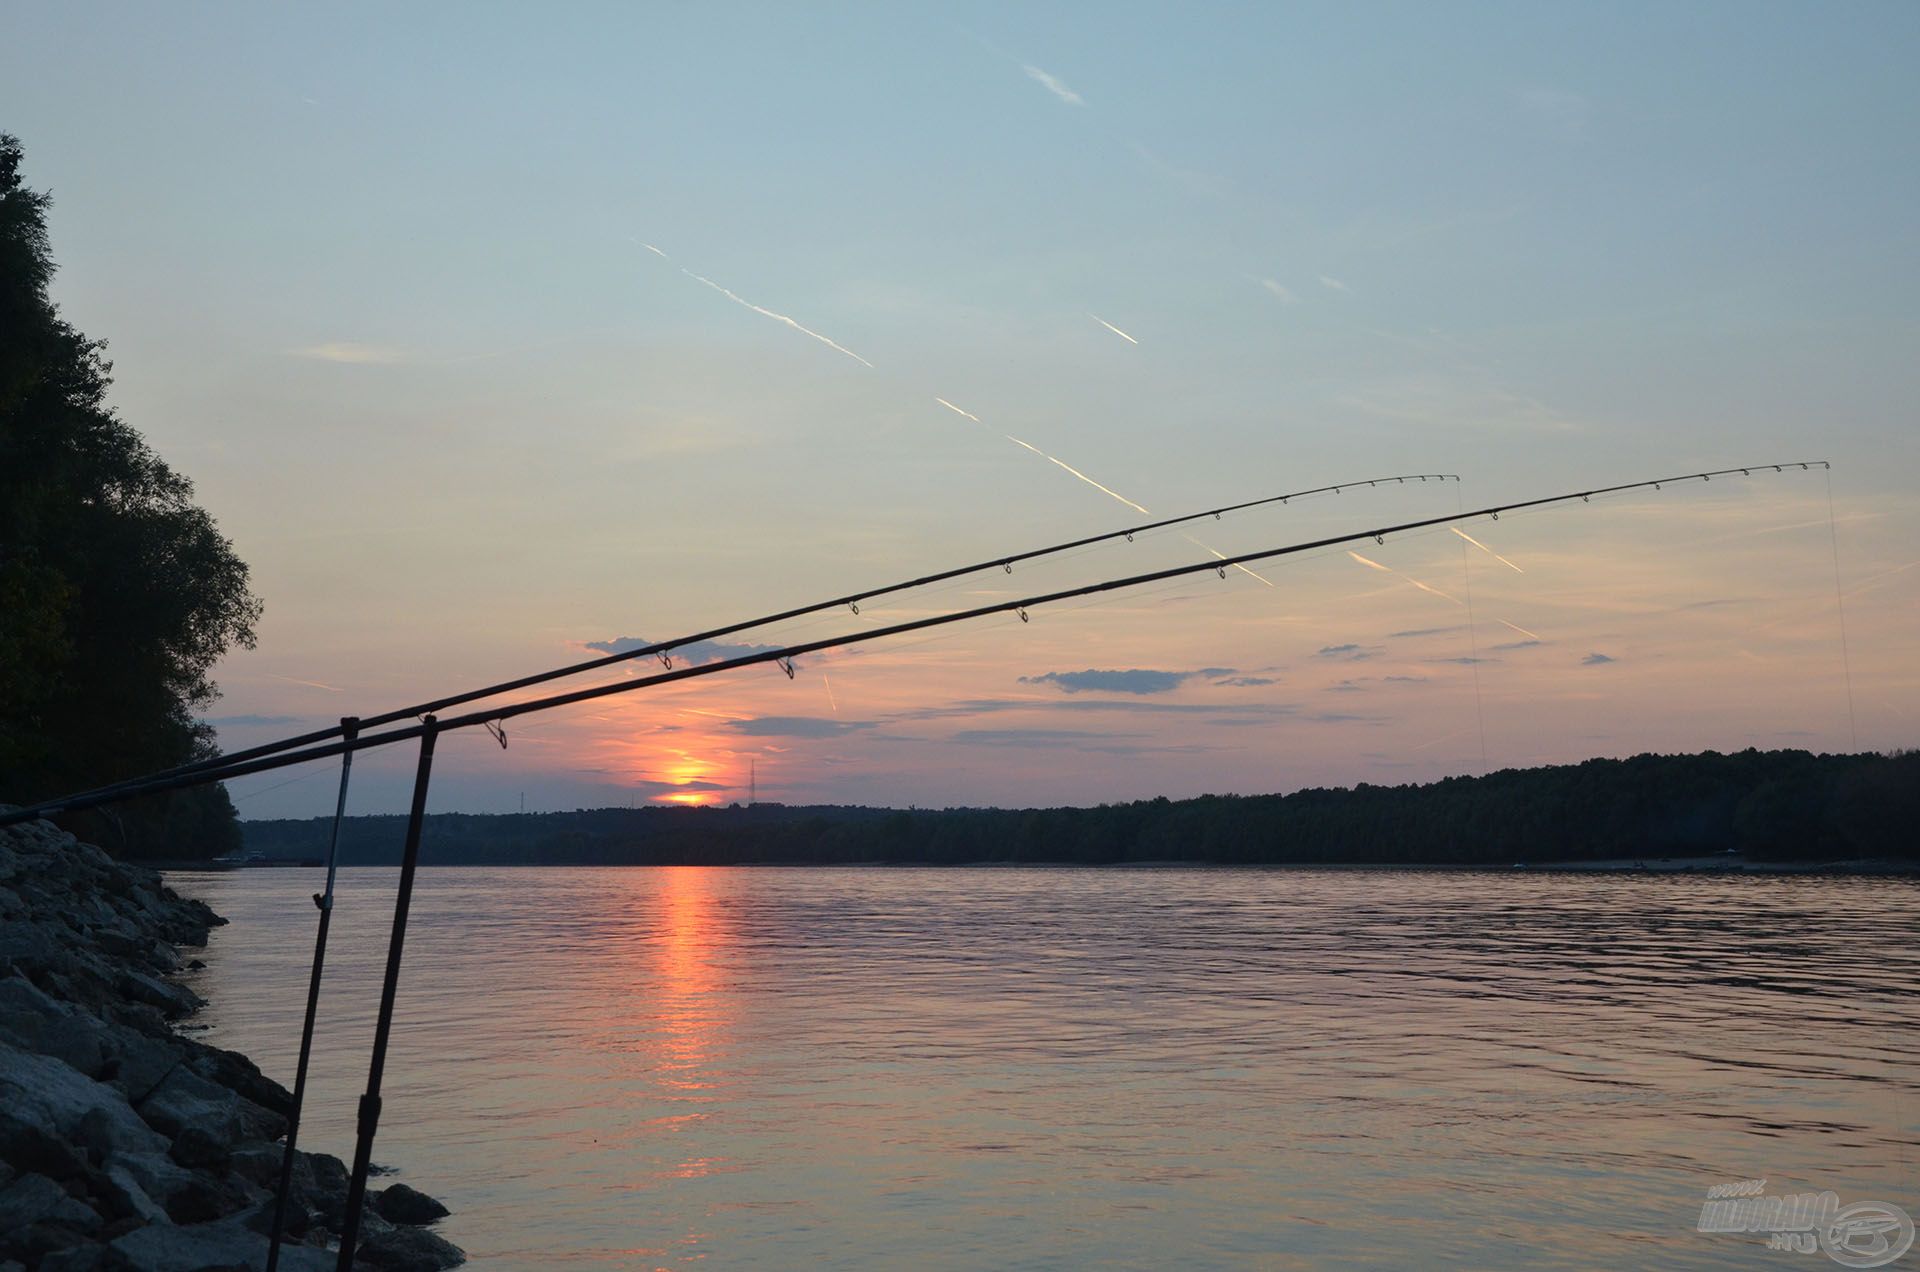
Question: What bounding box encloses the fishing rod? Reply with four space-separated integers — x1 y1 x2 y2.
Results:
320 458 1821 1268
0 461 1824 825
15 473 1457 813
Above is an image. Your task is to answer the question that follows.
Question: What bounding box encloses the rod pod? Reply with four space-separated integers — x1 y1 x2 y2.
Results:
335 719 438 1270
266 717 359 1271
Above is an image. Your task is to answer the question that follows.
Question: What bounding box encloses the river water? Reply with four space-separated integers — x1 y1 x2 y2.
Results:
164 866 1919 1269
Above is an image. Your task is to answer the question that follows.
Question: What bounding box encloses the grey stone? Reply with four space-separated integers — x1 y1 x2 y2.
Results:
168 1124 231 1172
228 1143 283 1187
355 1221 466 1270
101 1151 196 1211
110 1214 335 1272
0 1042 168 1159
373 1182 449 1226
99 1162 170 1225
37 1244 134 1272
136 1063 248 1141
0 1171 102 1237
0 1111 89 1180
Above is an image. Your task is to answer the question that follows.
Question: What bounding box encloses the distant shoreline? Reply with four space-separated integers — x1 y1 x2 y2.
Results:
162 856 1920 877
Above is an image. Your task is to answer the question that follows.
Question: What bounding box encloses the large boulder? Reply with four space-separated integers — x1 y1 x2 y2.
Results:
373 1182 450 1226
109 1213 335 1271
355 1221 466 1271
0 1042 169 1160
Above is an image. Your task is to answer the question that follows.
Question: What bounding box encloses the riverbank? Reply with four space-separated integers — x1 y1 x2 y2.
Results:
0 812 463 1270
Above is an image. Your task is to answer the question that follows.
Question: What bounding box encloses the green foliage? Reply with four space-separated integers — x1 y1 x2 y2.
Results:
0 135 259 859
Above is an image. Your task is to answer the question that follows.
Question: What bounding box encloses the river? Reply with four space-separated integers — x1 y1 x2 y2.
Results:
165 866 1920 1269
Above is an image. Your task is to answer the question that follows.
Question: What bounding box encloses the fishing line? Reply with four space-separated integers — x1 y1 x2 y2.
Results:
1454 483 1490 772
1823 466 1860 752
49 475 1457 809
0 462 1828 823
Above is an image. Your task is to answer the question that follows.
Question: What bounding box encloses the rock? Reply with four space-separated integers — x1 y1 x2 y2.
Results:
37 1244 135 1272
0 1043 168 1160
115 969 202 1019
131 1066 229 1142
0 1172 102 1239
100 1151 197 1214
373 1183 449 1226
356 1221 466 1270
0 821 451 1263
110 1213 335 1271
289 1151 350 1225
168 1124 232 1173
95 1025 181 1103
0 1111 89 1181
51 1245 137 1272
98 1161 170 1225
7 1222 103 1265
228 1143 283 1187
182 1043 292 1122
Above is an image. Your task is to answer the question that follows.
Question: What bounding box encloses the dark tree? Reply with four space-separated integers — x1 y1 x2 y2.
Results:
0 135 261 858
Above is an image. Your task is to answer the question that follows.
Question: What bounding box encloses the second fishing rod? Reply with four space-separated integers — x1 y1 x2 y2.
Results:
24 473 1457 814
2 461 1828 824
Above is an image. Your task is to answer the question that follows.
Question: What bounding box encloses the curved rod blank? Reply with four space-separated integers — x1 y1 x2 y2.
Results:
0 463 1825 826
32 474 1459 803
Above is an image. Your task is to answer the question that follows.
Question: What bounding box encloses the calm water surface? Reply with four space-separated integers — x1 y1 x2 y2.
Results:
164 867 1920 1269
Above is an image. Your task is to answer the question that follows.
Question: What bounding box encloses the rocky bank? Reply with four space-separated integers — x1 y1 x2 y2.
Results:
0 814 464 1271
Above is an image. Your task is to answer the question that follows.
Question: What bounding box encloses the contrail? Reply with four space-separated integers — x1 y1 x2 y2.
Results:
635 240 874 368
681 270 875 368
1180 535 1274 587
265 673 343 693
1090 314 1139 345
934 396 1270 583
1497 618 1541 641
1348 550 1461 605
1449 524 1524 572
1003 433 1152 515
937 398 1146 513
822 672 839 715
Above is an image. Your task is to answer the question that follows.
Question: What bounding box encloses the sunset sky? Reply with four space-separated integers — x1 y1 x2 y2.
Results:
5 2 1915 817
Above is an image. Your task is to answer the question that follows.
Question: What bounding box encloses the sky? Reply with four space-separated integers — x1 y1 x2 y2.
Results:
4 2 1916 818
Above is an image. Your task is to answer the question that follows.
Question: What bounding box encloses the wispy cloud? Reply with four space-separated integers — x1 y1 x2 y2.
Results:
1582 652 1617 666
1020 668 1212 695
289 342 405 365
1256 278 1298 303
1388 626 1466 640
723 716 871 738
1022 64 1085 106
1319 275 1351 293
585 635 784 665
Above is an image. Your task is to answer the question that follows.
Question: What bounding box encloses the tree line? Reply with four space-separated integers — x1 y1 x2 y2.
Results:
1 136 259 858
239 748 1919 868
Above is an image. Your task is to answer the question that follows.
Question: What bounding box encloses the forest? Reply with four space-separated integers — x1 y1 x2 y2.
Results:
238 747 1919 869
